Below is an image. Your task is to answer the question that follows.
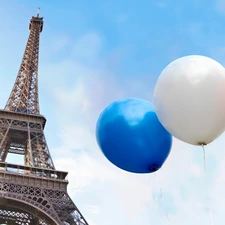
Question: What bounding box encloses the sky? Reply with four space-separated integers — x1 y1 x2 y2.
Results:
1 0 225 224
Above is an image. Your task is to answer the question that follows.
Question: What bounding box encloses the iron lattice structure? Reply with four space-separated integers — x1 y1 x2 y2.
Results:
0 11 89 225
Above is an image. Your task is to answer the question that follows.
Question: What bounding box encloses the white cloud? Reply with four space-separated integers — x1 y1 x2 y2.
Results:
84 205 100 214
54 153 117 194
50 35 71 53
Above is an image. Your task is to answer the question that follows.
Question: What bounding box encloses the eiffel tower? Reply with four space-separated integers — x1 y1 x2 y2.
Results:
0 10 89 225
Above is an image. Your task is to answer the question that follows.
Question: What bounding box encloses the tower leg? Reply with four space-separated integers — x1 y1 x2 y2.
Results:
0 119 12 161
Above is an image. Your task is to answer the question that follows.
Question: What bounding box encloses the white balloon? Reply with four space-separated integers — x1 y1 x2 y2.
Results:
154 55 225 145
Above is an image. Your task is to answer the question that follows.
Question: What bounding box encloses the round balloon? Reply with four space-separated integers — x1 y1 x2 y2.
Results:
96 98 172 173
154 55 225 145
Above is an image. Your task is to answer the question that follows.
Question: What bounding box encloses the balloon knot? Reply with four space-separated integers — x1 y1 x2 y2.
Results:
198 142 207 146
149 165 160 172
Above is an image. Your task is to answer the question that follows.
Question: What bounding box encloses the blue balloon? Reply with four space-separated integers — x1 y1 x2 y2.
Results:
96 98 172 173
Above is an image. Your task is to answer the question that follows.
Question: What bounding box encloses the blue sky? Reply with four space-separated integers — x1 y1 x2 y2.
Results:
1 0 225 224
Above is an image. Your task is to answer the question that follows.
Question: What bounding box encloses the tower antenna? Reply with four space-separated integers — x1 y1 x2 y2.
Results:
37 7 40 17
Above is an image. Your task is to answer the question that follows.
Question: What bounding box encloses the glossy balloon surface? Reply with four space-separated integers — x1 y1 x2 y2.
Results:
96 98 172 173
154 55 225 145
